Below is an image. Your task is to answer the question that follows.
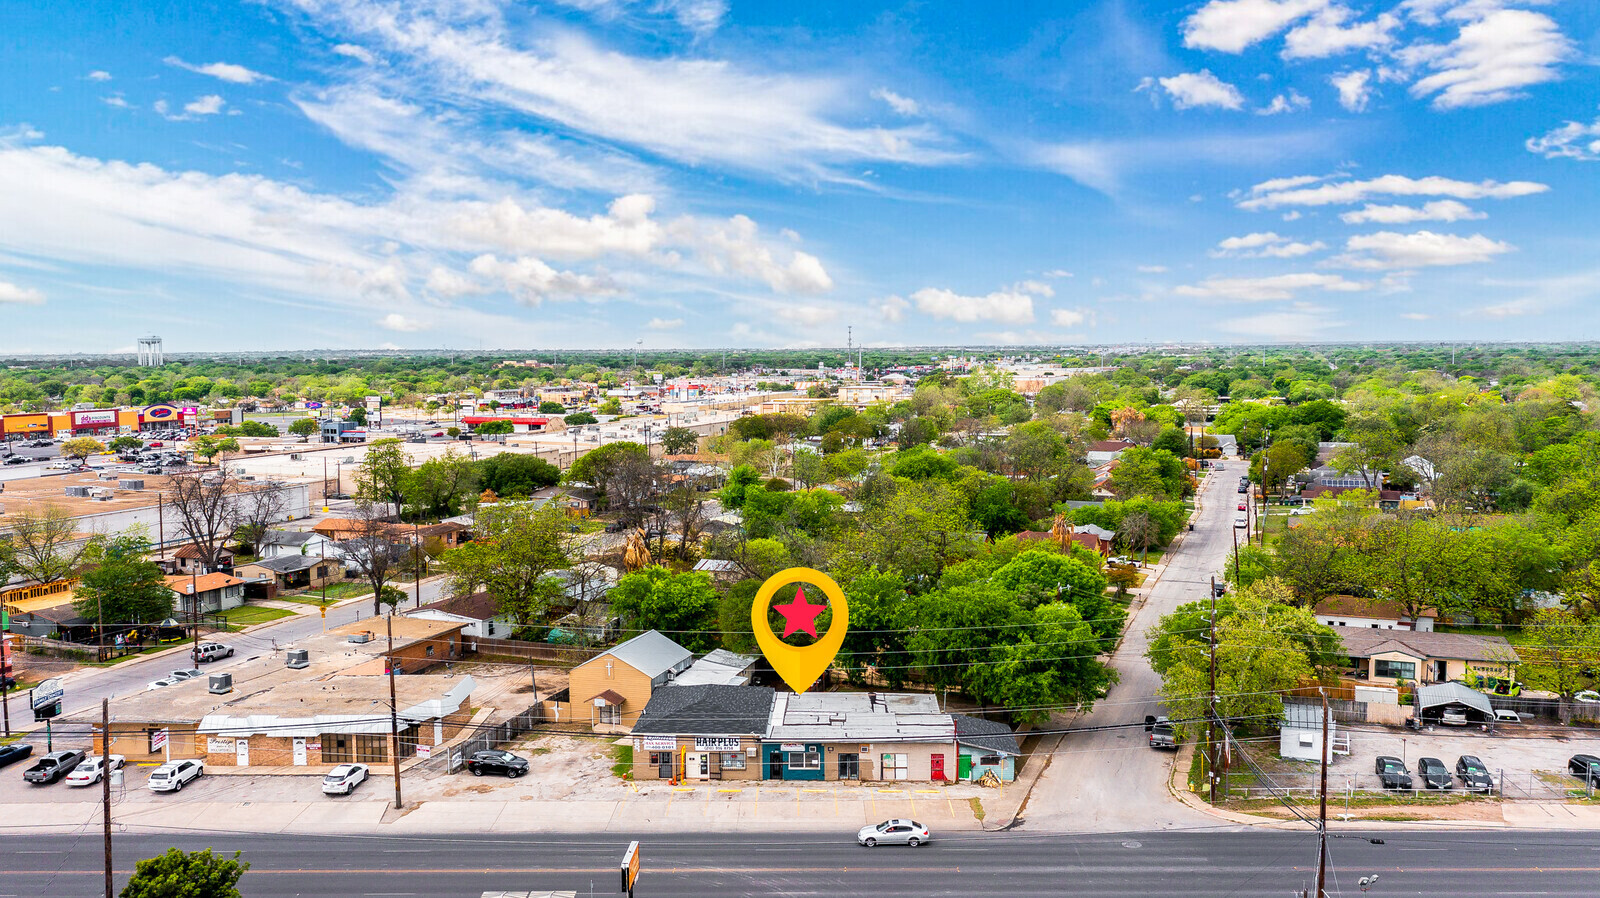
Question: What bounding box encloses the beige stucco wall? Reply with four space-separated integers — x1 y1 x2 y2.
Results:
855 741 958 783
633 736 764 782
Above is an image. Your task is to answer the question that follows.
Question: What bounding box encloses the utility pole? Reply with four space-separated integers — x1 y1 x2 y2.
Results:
190 569 202 668
386 614 403 810
1207 578 1218 806
413 523 422 609
101 697 113 898
1230 519 1240 583
1315 688 1330 898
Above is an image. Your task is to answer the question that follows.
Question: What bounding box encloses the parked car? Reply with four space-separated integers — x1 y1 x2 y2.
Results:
1568 754 1600 784
1374 756 1413 791
1234 517 1248 528
147 759 204 792
464 750 529 778
1236 485 1247 494
1236 503 1246 511
857 819 931 847
169 668 203 681
1574 690 1600 704
1455 755 1494 792
196 642 234 663
23 750 86 785
322 763 369 795
3 455 29 465
1416 757 1453 790
65 755 126 787
0 743 35 769
1149 718 1177 750
1440 708 1470 726
1494 709 1521 724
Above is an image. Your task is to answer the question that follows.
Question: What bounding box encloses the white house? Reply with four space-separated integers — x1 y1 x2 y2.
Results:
1279 702 1336 763
258 529 342 561
404 592 516 639
1314 595 1436 632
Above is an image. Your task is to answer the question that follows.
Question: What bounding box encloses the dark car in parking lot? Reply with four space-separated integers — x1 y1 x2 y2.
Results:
1455 755 1494 792
1416 757 1453 790
464 750 528 778
0 743 35 769
1374 756 1413 790
1569 754 1600 785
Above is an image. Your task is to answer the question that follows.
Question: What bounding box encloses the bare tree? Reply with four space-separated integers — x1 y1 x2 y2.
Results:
338 500 404 615
164 470 239 571
0 504 93 584
1119 511 1159 564
232 482 291 556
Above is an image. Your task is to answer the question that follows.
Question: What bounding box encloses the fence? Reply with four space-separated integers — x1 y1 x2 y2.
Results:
1490 696 1600 724
412 705 545 776
1224 768 1595 803
469 637 602 666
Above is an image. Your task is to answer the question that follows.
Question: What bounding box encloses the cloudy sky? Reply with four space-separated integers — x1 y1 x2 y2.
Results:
2 0 1598 352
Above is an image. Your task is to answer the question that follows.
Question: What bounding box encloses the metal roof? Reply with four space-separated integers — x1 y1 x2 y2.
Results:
671 650 757 687
198 676 475 738
765 692 955 744
602 629 694 680
1280 702 1334 732
1415 682 1495 716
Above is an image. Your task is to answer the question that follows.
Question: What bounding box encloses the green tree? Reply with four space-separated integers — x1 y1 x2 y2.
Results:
348 406 368 426
718 464 763 510
474 420 515 435
406 448 480 518
438 502 572 630
187 435 239 464
478 452 561 498
109 435 145 452
355 438 410 515
566 441 656 517
73 534 174 625
609 567 719 652
1150 426 1189 458
564 412 598 426
1005 421 1072 480
287 417 319 438
1108 447 1188 500
539 401 565 413
120 848 249 898
660 426 699 456
991 549 1117 638
597 397 623 416
886 445 960 481
1516 608 1600 698
60 436 107 463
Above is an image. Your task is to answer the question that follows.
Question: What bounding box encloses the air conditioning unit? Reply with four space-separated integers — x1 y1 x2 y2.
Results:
347 632 372 645
64 486 90 497
208 673 233 694
119 479 145 490
286 649 309 669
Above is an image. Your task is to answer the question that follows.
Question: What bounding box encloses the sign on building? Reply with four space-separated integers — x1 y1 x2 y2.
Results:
693 737 740 752
150 728 169 753
638 736 676 752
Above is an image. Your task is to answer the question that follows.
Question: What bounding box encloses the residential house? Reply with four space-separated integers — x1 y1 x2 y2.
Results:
312 518 368 541
1299 485 1418 510
566 630 695 732
1334 626 1518 686
1315 595 1436 632
170 543 234 575
411 521 472 549
691 558 742 585
1013 515 1115 557
762 692 957 783
631 684 776 782
953 714 1021 783
1085 440 1134 464
405 591 516 639
234 556 343 599
165 573 247 615
257 529 339 561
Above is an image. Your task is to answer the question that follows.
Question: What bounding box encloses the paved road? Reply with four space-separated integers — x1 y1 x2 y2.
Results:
1024 465 1243 832
3 828 1597 897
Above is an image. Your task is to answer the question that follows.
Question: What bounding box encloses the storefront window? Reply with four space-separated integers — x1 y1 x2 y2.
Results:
720 752 746 769
786 751 820 769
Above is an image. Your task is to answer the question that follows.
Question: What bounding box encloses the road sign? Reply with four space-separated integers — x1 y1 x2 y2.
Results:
320 605 327 618
306 402 324 409
31 676 64 710
619 841 640 894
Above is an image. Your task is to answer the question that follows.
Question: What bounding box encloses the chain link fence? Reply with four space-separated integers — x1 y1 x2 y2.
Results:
410 705 544 777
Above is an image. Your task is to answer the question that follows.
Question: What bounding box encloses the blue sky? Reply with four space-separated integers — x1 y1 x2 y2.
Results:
1 0 1598 352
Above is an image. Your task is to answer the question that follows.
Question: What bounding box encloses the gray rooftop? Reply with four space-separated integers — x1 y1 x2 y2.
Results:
632 685 775 736
604 629 694 681
952 714 1020 756
1333 626 1518 663
671 649 757 688
1415 682 1494 716
260 530 317 548
240 555 327 574
765 692 954 744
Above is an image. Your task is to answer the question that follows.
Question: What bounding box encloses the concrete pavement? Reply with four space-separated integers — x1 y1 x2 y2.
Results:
1021 466 1239 832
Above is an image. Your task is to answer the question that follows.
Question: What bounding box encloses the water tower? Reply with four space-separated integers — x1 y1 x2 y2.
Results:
137 335 164 366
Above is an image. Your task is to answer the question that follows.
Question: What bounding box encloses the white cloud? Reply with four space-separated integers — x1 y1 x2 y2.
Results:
1406 9 1574 109
1473 296 1538 319
184 95 226 117
910 282 1045 324
1239 173 1548 209
1333 230 1513 268
1011 279 1055 298
871 87 920 116
379 312 427 331
552 0 730 35
1175 272 1369 301
646 317 684 330
1258 90 1310 115
102 94 131 109
1210 232 1326 258
468 254 621 303
1338 199 1486 223
874 295 910 322
1050 308 1090 327
1252 174 1325 193
1157 70 1245 110
1220 303 1341 339
1043 269 1074 278
1137 265 1168 273
424 266 489 298
1282 211 1302 221
87 70 112 82
670 214 834 294
1329 69 1373 112
332 43 376 64
0 281 45 304
1283 8 1399 59
164 55 272 85
1526 113 1600 162
1399 311 1431 320
1182 0 1328 53
448 193 663 260
775 304 840 326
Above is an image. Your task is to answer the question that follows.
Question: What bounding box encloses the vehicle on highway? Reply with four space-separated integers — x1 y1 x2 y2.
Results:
1416 757 1453 790
23 750 86 784
1440 708 1470 726
1455 755 1494 792
196 642 234 662
1236 503 1246 511
147 759 204 792
0 743 35 769
1374 756 1413 790
322 763 369 795
2 455 30 465
464 750 529 778
857 819 930 847
1236 485 1247 494
1569 754 1600 784
45 461 74 470
1149 717 1176 750
65 755 125 787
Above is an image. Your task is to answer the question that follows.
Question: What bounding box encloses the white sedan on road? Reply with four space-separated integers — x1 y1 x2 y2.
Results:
322 763 369 795
65 755 125 787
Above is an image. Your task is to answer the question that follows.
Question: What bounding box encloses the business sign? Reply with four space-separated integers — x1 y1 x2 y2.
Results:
150 728 169 753
619 841 641 894
307 741 322 752
638 735 676 752
72 410 118 426
694 737 741 752
415 744 432 759
143 404 181 422
207 737 233 753
780 743 806 752
30 677 64 711
305 402 323 410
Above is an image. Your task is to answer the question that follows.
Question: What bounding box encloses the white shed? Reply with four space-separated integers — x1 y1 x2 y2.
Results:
1279 702 1335 763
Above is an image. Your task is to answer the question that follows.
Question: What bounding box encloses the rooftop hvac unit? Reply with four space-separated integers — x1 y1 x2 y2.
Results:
286 649 309 669
119 479 145 490
208 673 233 694
99 472 119 480
347 632 372 644
64 486 90 497
88 487 114 498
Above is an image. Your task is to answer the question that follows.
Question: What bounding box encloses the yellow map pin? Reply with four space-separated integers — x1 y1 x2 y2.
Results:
751 567 849 694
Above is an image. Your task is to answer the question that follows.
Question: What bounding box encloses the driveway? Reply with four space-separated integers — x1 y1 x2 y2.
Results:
1022 467 1241 832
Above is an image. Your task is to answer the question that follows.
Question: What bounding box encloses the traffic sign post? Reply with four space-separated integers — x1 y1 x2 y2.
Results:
619 841 640 896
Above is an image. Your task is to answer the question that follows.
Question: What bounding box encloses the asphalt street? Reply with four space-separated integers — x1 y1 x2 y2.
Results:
4 828 1599 897
1024 464 1244 832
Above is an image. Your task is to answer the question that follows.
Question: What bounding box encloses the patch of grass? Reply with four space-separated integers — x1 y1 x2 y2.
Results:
968 797 986 821
611 743 633 779
316 582 376 600
216 605 297 627
275 594 336 606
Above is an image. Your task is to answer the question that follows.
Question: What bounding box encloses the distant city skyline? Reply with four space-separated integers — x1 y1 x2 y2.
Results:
2 0 1598 352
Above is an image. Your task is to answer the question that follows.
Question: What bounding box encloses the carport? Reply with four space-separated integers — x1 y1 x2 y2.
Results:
1415 682 1494 724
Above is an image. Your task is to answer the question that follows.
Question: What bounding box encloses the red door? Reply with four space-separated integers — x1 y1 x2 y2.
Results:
930 753 945 782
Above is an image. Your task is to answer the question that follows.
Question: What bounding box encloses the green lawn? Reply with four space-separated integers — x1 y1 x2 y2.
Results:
611 743 633 779
275 594 337 606
314 582 375 600
216 605 297 628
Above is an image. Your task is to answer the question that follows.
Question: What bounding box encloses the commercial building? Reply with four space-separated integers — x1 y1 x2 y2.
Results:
953 714 1021 783
763 692 957 783
631 684 775 782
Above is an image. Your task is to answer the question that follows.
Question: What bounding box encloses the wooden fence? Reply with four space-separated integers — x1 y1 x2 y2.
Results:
468 636 603 666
